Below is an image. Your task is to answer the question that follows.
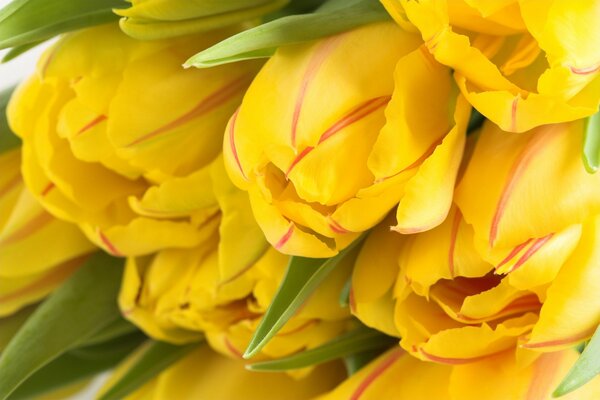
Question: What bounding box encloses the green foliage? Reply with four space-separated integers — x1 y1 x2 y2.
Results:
243 236 364 359
98 340 200 400
247 326 395 371
554 325 600 397
0 86 21 154
185 0 389 68
583 111 600 173
0 252 125 400
0 0 125 51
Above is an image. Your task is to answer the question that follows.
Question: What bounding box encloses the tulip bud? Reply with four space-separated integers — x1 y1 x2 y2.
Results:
115 0 289 40
224 21 471 257
0 149 94 317
384 0 600 132
8 24 262 257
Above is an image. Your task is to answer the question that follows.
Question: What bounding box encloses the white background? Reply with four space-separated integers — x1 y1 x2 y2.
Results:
0 0 51 90
1 0 110 398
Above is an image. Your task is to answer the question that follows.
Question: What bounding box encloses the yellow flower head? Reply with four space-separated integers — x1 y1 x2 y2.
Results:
110 345 346 400
119 225 352 364
8 24 261 257
224 21 471 257
319 347 600 400
383 0 600 132
115 0 289 40
0 149 94 317
351 120 600 367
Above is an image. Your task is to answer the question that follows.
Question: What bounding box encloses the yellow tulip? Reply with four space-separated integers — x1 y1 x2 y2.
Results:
115 0 289 40
319 347 600 400
224 21 471 257
0 149 94 317
8 24 261 257
119 165 351 363
108 345 346 400
383 0 600 132
352 120 600 364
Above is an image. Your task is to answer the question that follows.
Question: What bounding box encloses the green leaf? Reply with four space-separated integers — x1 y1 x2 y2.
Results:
339 277 351 308
83 317 139 347
0 86 21 154
0 252 124 400
185 0 389 68
98 340 200 400
0 305 36 353
583 111 600 173
0 0 125 50
243 235 365 359
247 326 394 371
8 333 145 400
1 40 44 62
554 325 600 397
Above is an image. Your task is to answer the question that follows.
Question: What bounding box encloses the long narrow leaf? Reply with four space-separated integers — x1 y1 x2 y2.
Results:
8 333 145 400
0 252 124 400
0 0 125 50
185 0 389 68
247 326 394 371
243 236 364 359
98 340 200 400
554 325 600 397
583 111 600 173
0 86 21 154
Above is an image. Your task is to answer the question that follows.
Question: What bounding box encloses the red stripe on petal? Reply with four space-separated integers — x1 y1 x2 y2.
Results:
274 225 294 250
228 107 248 181
286 96 389 176
510 95 519 132
0 211 52 246
419 347 508 365
522 328 594 350
508 234 553 273
125 75 250 147
350 349 404 400
489 130 554 247
291 36 343 148
76 115 107 136
98 230 124 257
570 63 600 75
495 238 533 271
40 182 55 197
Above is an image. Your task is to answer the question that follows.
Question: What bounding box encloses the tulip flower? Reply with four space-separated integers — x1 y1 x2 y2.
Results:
352 119 600 365
115 0 289 40
224 21 471 257
8 24 261 257
0 149 95 317
383 0 600 132
120 160 351 363
120 244 351 363
319 347 600 399
106 345 346 400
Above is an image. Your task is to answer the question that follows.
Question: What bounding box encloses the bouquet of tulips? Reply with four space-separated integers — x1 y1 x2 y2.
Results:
1 0 600 399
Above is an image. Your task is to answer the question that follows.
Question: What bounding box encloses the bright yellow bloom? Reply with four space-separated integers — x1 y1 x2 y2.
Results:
8 24 261 257
0 149 94 317
224 21 471 257
110 345 346 400
383 0 600 132
115 0 288 40
120 162 351 363
352 120 600 366
319 347 600 400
